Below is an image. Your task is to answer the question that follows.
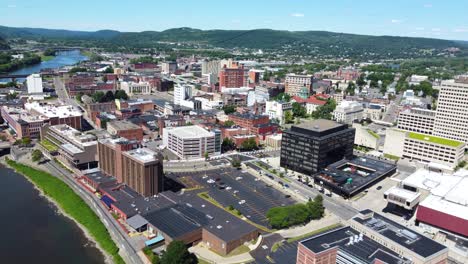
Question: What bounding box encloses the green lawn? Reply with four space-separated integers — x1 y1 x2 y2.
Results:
407 132 463 147
384 153 400 161
286 223 343 243
6 159 125 264
40 54 54 61
40 139 58 152
367 129 380 139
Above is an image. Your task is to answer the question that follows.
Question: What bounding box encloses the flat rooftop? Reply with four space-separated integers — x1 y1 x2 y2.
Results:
315 156 397 196
124 148 160 163
407 131 464 148
293 119 342 132
301 226 410 264
167 125 214 139
353 210 447 258
161 191 259 242
25 102 82 118
404 169 468 221
50 124 97 147
108 120 141 131
384 186 421 202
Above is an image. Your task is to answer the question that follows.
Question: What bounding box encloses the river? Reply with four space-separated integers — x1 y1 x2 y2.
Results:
0 165 106 264
1 49 87 82
0 50 106 263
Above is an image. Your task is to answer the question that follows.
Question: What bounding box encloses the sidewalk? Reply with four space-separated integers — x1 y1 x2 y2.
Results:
190 244 254 264
276 212 341 238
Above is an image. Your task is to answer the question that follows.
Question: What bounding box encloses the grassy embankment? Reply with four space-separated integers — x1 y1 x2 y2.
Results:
6 158 125 264
40 54 54 61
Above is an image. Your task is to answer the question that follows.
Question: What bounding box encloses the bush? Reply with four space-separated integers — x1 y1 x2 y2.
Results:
31 149 43 162
266 195 325 229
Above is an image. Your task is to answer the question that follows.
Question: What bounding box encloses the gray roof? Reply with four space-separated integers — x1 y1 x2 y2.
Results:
126 214 148 230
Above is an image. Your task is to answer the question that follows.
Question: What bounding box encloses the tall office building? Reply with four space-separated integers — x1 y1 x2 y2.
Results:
280 119 355 175
219 65 248 88
201 60 220 76
285 74 313 96
397 108 436 135
26 74 43 94
98 138 164 197
433 79 468 146
174 84 193 105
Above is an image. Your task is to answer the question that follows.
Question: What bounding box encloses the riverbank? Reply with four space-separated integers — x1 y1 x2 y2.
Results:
3 158 125 264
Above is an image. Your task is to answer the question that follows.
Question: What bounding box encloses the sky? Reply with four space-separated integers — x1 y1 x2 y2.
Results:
1 0 468 40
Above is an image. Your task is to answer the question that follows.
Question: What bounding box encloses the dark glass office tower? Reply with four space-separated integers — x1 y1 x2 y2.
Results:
280 119 355 175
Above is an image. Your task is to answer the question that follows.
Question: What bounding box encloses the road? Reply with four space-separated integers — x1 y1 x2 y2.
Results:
54 76 99 130
43 160 144 264
245 162 358 220
382 92 402 124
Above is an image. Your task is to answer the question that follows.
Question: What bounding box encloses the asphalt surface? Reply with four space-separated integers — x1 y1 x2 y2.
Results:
169 167 294 228
246 161 359 220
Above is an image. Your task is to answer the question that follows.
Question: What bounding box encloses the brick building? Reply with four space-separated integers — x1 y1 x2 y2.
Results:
219 65 248 88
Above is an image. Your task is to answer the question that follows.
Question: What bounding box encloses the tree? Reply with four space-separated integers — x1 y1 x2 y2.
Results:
204 152 209 160
346 82 356 96
92 91 105 103
159 241 197 264
222 138 236 153
292 102 307 118
43 48 56 56
311 99 336 120
69 67 88 74
274 93 291 102
21 137 31 146
223 120 235 127
307 195 325 219
102 75 108 83
31 149 43 162
240 138 257 151
76 92 84 103
114 90 129 100
284 111 294 124
356 74 366 87
6 91 18 101
103 66 114 74
102 90 115 102
223 105 236 115
231 157 241 168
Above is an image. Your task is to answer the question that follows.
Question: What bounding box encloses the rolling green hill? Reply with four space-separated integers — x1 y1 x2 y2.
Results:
0 25 465 58
0 36 9 50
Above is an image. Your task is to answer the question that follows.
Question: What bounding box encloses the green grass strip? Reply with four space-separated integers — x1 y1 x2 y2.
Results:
6 158 125 264
286 223 343 243
407 131 463 147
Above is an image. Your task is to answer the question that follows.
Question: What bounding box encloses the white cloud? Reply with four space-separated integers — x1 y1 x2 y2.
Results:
415 27 425 31
424 3 433 8
231 19 240 24
391 19 404 24
291 13 305 18
453 28 468 33
431 28 441 32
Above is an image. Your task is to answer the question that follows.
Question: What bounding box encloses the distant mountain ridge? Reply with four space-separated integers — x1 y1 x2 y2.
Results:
0 35 9 50
0 25 466 57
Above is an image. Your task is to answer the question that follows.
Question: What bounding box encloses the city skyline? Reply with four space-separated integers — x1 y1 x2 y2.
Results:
1 0 468 40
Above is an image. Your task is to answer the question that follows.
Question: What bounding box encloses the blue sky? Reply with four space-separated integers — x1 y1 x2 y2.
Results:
1 0 468 40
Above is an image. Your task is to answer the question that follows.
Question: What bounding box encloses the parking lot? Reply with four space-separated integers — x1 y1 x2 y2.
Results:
168 167 295 228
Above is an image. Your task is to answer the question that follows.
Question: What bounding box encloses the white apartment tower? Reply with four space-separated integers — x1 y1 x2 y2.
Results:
27 74 43 94
433 79 468 146
174 84 193 105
